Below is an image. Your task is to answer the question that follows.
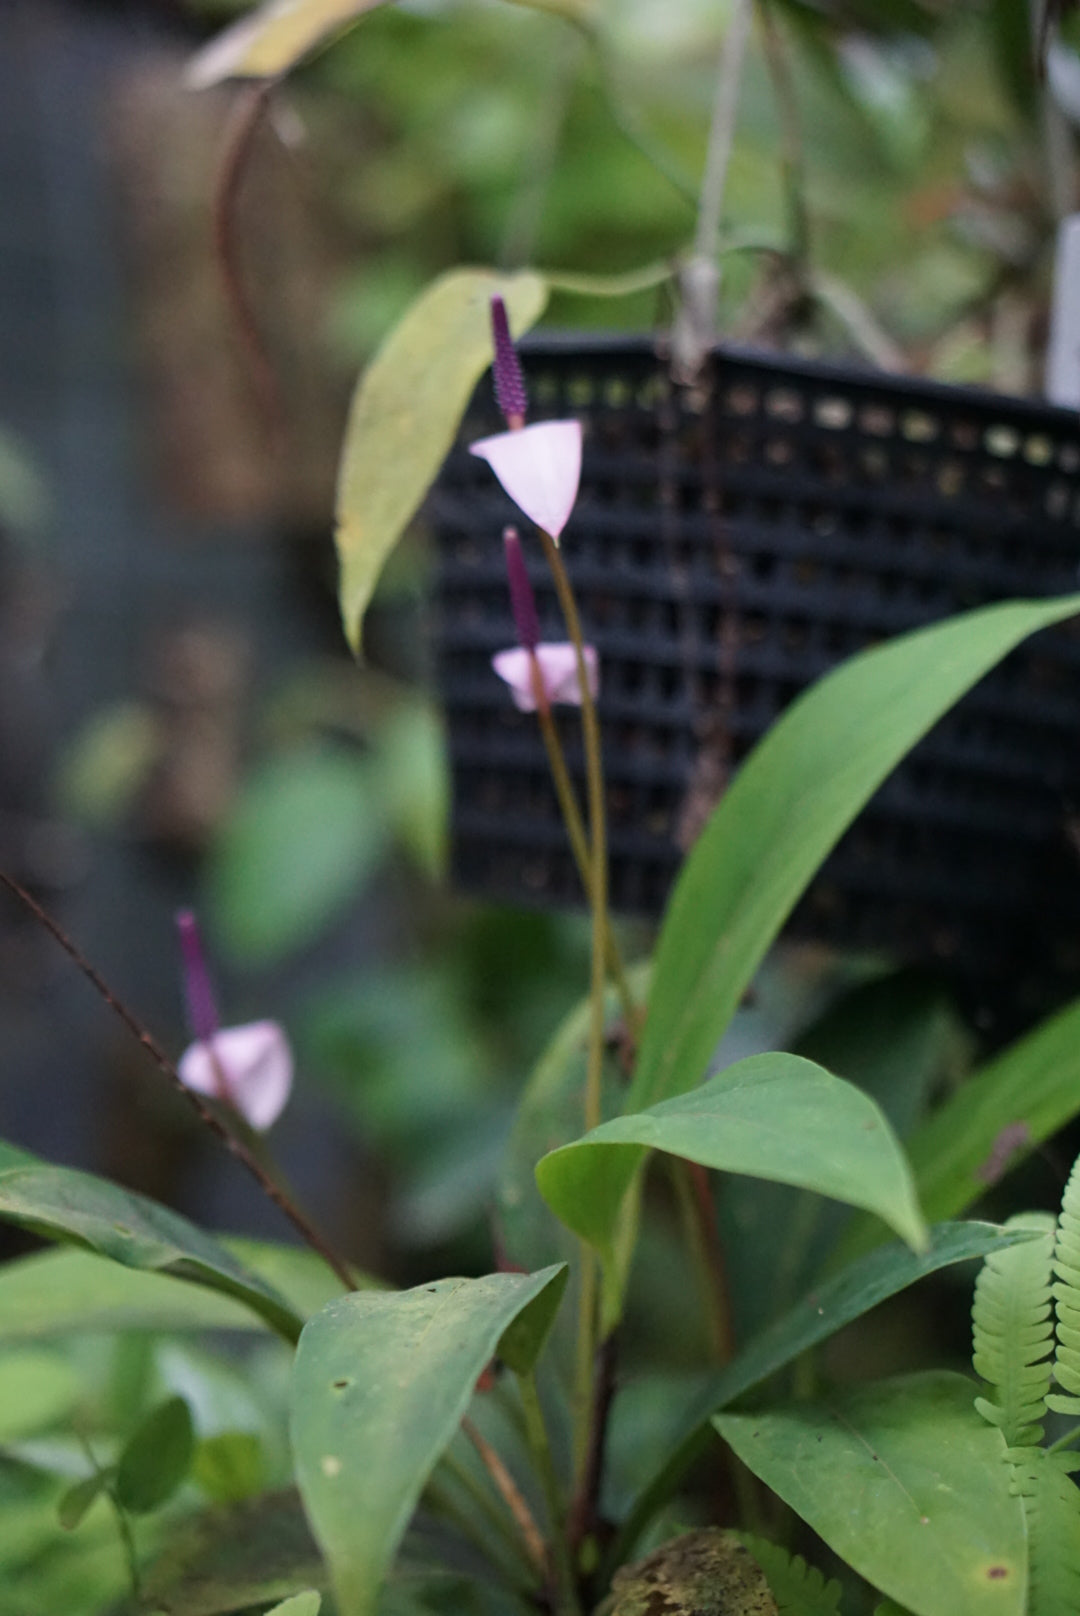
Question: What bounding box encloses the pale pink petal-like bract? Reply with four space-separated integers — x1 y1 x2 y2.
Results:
178 1019 293 1131
470 420 582 542
492 643 599 713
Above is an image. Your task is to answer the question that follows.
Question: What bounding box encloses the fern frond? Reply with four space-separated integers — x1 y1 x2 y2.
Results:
738 1534 842 1616
971 1215 1055 1448
1004 1448 1080 1616
1052 1154 1080 1416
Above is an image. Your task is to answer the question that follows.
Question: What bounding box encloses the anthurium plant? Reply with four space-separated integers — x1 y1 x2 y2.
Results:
3 2 1080 1614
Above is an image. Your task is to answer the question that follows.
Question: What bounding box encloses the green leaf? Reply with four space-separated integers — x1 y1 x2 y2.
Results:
291 1265 567 1616
265 1597 321 1616
208 745 385 965
115 1396 195 1515
192 1434 265 1504
335 267 548 653
631 593 1080 1120
537 1052 928 1284
1006 1449 1080 1616
57 1471 111 1533
1051 1153 1080 1411
0 1238 349 1343
187 0 390 89
736 1535 842 1616
139 1489 324 1616
0 1155 305 1343
0 1350 81 1440
901 994 1080 1234
972 1216 1055 1447
716 1372 1025 1616
612 1222 1034 1569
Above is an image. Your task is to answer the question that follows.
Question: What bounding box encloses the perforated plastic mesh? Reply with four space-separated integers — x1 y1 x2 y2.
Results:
432 336 1080 998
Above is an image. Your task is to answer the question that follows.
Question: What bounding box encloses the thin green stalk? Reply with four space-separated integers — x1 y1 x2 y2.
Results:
533 683 639 1031
538 529 610 1484
756 0 810 274
518 1373 582 1616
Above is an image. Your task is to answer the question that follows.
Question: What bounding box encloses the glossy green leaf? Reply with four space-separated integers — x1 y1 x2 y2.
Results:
716 1373 1025 1616
0 1155 304 1343
0 1350 81 1441
612 1221 1033 1568
537 1053 927 1286
631 594 1080 1120
0 1238 349 1343
115 1396 195 1515
335 267 548 653
187 0 390 89
291 1265 566 1616
208 745 385 965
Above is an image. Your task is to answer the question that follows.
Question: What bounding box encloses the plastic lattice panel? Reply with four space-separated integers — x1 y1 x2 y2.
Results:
432 336 1080 1004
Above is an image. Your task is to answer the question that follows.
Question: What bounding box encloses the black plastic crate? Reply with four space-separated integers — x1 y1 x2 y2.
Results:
432 335 1080 1006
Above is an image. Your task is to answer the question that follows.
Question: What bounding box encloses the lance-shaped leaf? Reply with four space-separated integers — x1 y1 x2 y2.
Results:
839 993 1080 1265
611 1221 1038 1570
291 1265 567 1616
536 1053 927 1307
631 593 1080 1121
717 1372 1026 1616
187 0 390 89
0 1154 305 1342
0 1239 352 1343
336 268 548 653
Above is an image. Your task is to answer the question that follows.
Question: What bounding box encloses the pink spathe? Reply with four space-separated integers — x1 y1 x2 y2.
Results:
470 420 582 542
492 643 599 713
178 1020 294 1132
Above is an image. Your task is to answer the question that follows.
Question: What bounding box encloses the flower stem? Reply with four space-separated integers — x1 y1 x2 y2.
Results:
537 529 611 1487
0 871 356 1302
531 675 639 1031
462 1415 547 1576
518 1372 582 1616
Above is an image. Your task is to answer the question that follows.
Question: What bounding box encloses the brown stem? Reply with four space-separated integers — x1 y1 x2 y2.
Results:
0 871 356 1294
462 1415 548 1576
568 1332 617 1556
212 82 288 456
686 1161 736 1364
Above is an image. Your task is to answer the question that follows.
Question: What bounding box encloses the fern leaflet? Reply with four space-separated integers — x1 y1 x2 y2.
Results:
1004 1448 1080 1616
738 1534 842 1616
1050 1154 1080 1416
972 1214 1055 1447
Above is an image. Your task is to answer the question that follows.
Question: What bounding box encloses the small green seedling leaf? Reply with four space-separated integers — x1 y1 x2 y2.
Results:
57 1470 112 1532
291 1265 566 1616
717 1373 1025 1616
187 0 390 88
116 1396 196 1515
192 1433 265 1504
335 267 548 653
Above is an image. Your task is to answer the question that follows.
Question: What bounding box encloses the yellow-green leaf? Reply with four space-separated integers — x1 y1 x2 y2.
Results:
187 0 389 89
335 267 548 654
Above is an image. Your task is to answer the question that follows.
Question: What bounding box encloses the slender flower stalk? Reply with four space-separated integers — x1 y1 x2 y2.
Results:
475 299 619 1481
517 1372 582 1616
